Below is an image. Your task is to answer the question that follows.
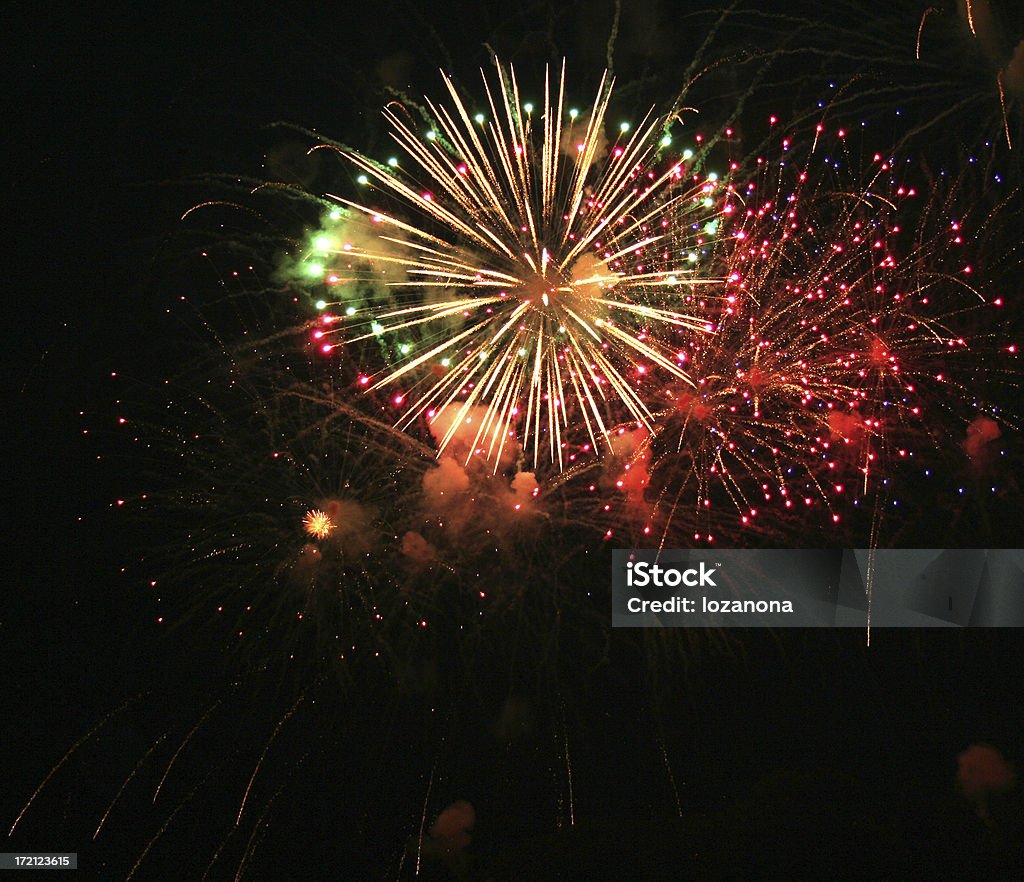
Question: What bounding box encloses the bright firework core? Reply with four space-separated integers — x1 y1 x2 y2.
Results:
520 269 565 308
518 252 611 309
313 61 723 469
303 509 335 540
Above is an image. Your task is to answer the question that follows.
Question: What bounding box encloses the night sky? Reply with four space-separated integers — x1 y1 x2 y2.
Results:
5 1 1024 879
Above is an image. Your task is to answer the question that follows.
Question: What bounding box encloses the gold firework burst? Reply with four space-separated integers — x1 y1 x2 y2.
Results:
309 61 727 469
302 509 336 539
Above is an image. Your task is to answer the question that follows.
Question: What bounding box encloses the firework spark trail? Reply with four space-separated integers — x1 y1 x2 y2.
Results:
658 727 684 819
236 686 310 826
997 71 1013 150
153 699 223 804
916 7 942 61
307 61 728 470
414 756 438 877
93 733 168 840
561 697 575 827
8 693 144 836
233 754 309 882
127 767 219 882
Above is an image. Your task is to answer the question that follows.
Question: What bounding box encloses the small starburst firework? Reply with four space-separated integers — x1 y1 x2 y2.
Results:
302 508 335 539
307 61 727 470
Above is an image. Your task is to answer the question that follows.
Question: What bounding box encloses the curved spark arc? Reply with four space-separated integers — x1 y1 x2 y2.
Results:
314 61 724 470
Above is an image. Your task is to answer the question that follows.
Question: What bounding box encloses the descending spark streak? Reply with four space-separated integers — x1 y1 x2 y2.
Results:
236 687 309 826
233 759 307 882
9 694 144 836
916 7 941 60
312 61 724 469
128 768 219 882
94 734 168 839
153 700 222 804
415 756 439 877
561 700 575 827
997 71 1013 150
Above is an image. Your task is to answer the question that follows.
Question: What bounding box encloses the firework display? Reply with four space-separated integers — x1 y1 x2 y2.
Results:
102 60 1017 660
638 128 1013 546
9 5 1024 878
272 63 1014 552
304 62 726 471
